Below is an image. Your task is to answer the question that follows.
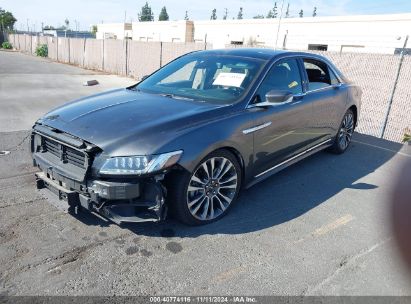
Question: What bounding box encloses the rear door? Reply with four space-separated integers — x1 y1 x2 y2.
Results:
301 58 347 142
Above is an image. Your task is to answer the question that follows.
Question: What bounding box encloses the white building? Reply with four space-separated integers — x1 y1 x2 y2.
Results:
96 13 411 54
96 23 132 40
131 20 194 42
194 14 411 53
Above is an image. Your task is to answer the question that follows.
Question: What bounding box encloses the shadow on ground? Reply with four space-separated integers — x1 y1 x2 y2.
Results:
70 133 407 238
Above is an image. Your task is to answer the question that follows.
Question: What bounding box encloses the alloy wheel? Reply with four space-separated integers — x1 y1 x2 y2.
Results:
186 157 238 221
338 112 354 150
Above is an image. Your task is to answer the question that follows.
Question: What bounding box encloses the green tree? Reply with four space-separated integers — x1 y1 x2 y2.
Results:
210 8 217 20
285 3 290 18
273 2 278 18
0 8 17 30
223 8 228 20
253 15 265 19
184 11 189 20
138 2 154 22
237 7 243 19
159 6 169 21
91 25 98 35
299 9 303 17
312 7 317 17
267 2 277 18
64 18 69 29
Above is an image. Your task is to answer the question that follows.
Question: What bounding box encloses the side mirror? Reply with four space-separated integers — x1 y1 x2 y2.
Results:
253 90 294 108
265 90 294 103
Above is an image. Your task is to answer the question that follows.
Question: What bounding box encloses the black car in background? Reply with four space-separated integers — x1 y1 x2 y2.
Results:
31 48 362 225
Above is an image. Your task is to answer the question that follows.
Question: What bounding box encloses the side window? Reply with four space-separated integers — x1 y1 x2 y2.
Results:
303 59 336 91
256 58 302 102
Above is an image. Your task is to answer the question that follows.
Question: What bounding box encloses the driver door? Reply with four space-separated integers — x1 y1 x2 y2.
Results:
249 58 315 177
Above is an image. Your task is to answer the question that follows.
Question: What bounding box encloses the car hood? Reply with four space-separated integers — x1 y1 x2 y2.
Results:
38 89 224 155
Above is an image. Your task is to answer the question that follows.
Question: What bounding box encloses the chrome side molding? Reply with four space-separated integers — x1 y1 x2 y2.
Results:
254 138 332 178
242 122 272 134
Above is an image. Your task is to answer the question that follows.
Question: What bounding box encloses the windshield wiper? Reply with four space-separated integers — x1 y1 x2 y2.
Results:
159 93 195 101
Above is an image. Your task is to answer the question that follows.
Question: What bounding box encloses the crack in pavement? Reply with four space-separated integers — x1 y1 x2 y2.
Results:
302 237 392 295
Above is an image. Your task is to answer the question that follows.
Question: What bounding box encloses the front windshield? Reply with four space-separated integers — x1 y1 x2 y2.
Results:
134 53 266 104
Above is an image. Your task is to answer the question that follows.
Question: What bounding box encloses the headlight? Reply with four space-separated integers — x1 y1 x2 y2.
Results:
99 150 183 175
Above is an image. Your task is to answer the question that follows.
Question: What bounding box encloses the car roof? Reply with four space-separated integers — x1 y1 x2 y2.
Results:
194 48 323 61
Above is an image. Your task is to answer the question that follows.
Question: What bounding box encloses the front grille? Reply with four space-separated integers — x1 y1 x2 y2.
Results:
43 137 86 168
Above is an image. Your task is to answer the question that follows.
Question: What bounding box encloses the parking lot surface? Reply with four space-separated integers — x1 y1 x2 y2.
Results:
1 51 411 296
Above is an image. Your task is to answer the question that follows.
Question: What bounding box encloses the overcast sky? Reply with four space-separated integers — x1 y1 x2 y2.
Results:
2 0 411 31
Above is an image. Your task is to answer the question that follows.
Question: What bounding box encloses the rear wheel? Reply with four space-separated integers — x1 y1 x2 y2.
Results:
168 150 242 226
329 109 355 154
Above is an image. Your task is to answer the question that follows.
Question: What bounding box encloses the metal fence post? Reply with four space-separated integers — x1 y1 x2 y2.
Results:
102 39 105 71
204 34 207 50
68 38 71 63
82 37 86 67
160 41 163 67
125 39 128 76
380 35 409 139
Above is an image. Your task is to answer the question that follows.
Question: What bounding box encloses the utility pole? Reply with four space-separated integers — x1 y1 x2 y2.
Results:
274 0 285 49
123 11 127 39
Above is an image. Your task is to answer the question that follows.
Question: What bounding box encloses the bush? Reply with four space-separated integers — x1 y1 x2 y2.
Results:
403 132 411 143
35 44 48 57
1 41 12 49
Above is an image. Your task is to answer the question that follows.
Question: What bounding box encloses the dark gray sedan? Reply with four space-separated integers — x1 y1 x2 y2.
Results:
31 48 362 225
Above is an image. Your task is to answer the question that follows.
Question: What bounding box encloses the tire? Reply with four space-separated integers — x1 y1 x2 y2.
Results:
167 150 242 226
328 109 355 154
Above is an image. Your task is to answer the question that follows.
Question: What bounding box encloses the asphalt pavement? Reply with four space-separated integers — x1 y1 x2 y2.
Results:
1 50 411 296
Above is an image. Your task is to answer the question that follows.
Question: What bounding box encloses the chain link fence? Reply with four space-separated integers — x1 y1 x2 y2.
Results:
309 51 409 142
4 32 410 143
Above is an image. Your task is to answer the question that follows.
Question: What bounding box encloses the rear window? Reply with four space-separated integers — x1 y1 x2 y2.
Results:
303 58 340 91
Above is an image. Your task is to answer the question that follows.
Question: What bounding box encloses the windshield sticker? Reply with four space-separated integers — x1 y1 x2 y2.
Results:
213 72 246 88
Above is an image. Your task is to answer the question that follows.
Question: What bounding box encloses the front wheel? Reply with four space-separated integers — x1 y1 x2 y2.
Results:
167 150 242 226
329 109 355 154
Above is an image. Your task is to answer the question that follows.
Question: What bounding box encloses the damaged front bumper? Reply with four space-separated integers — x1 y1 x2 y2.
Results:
35 171 167 224
31 126 168 224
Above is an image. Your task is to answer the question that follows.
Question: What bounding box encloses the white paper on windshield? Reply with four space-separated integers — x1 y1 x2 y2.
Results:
213 72 246 88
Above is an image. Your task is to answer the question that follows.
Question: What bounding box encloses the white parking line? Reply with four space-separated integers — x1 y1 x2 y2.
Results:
352 140 411 158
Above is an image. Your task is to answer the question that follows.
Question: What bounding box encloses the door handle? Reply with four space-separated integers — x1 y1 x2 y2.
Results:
242 122 272 134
